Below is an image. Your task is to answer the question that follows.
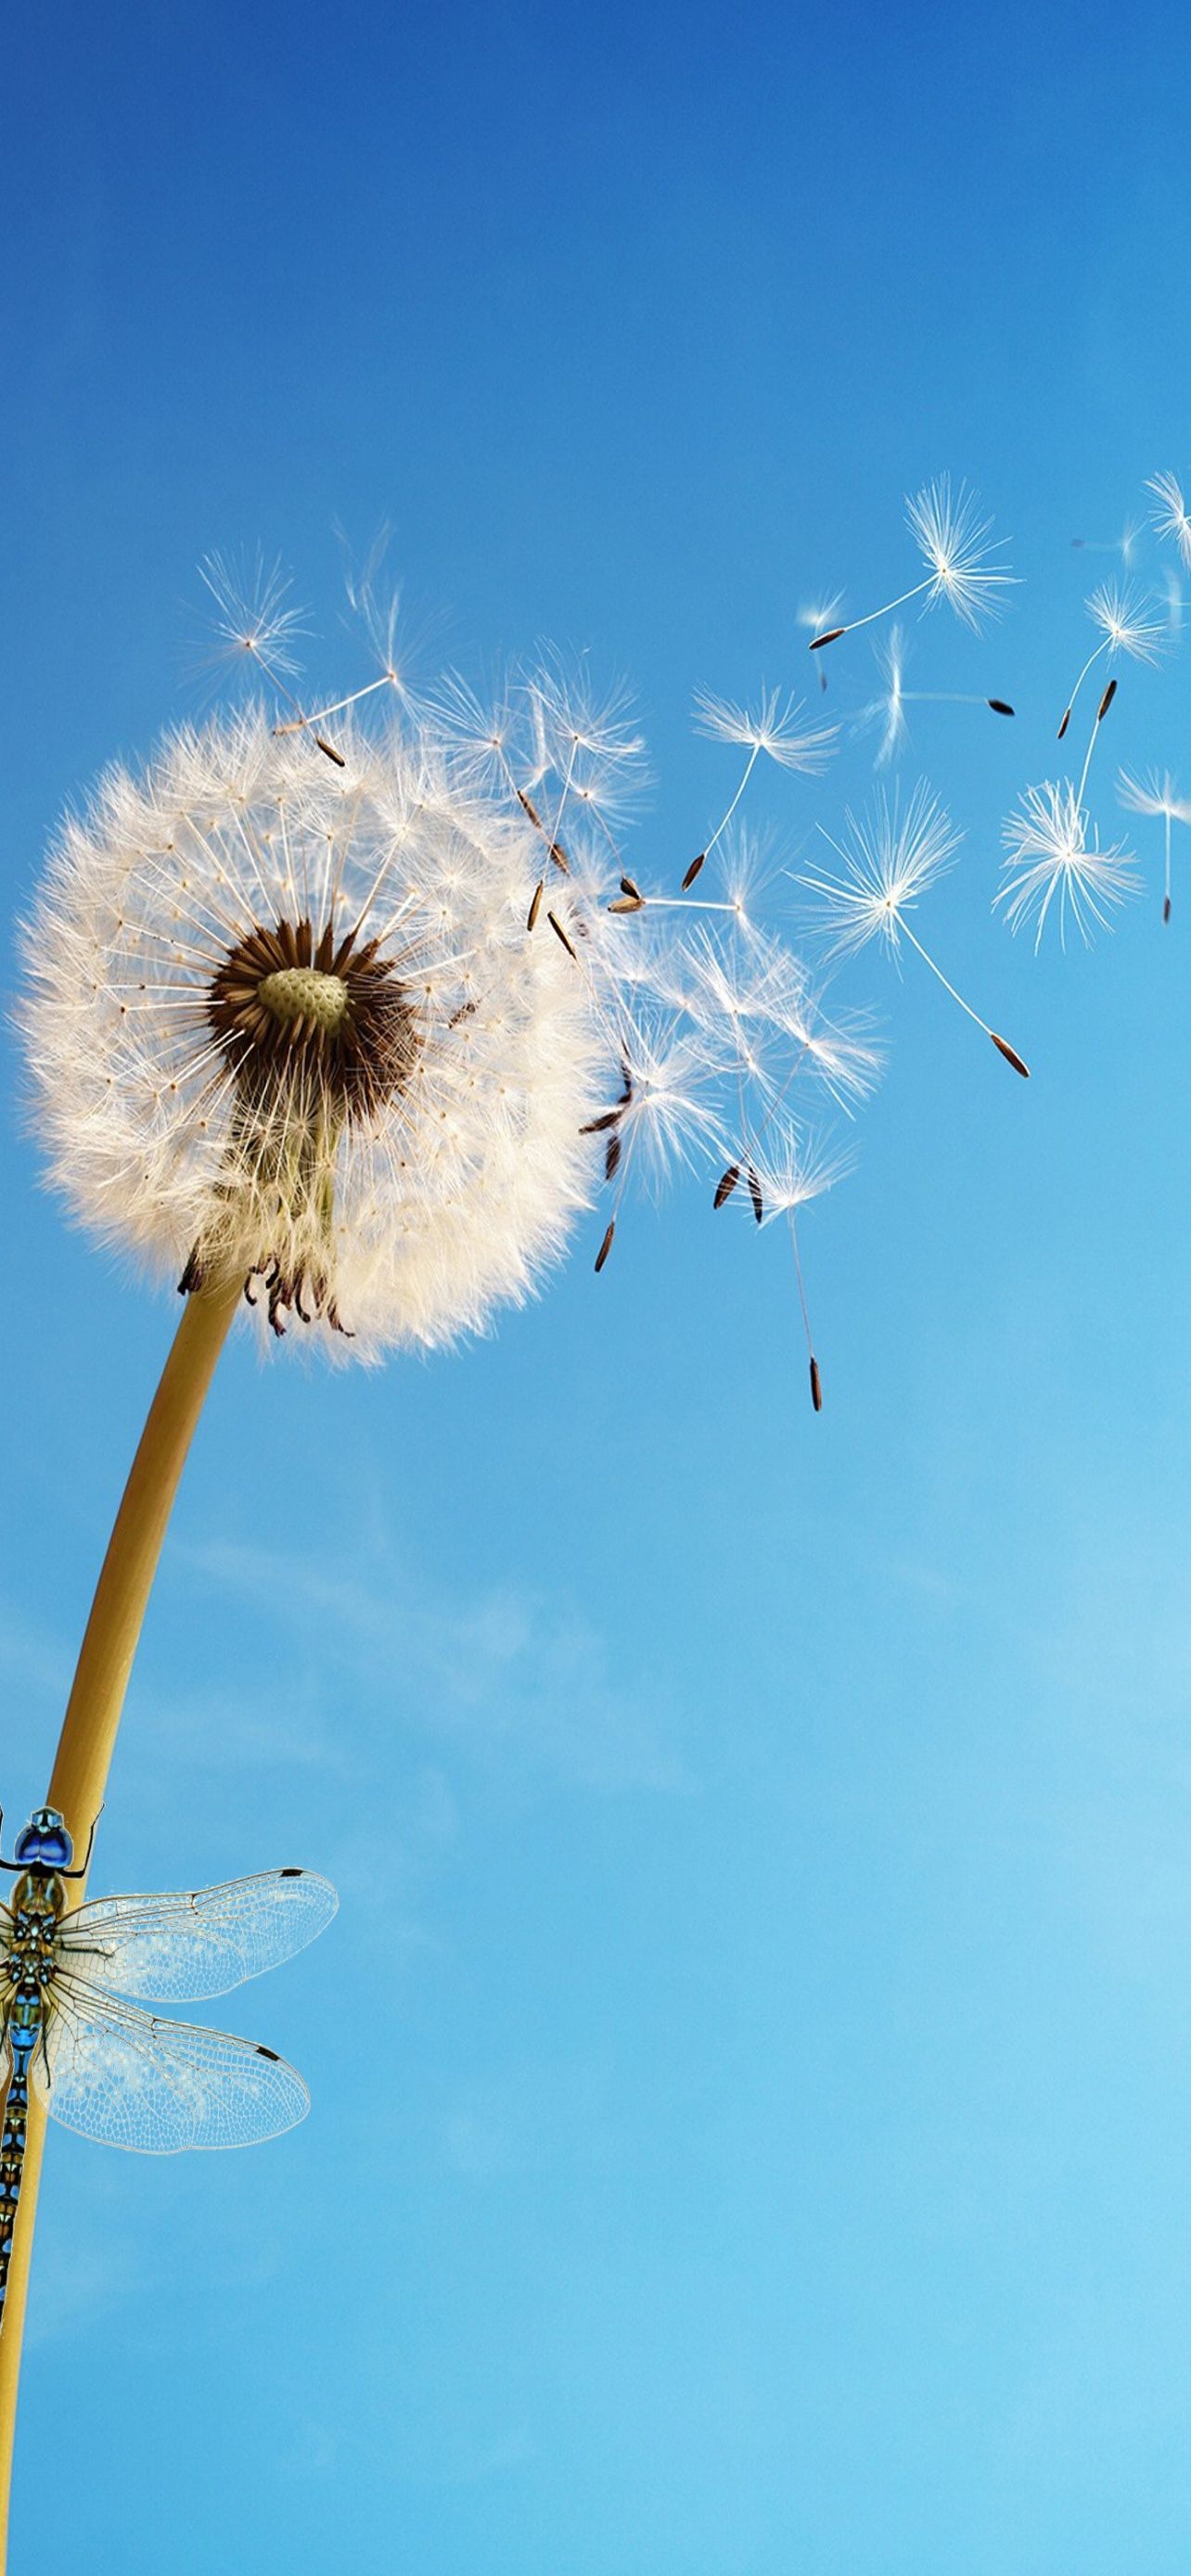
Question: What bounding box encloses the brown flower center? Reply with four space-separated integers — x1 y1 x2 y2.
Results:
207 914 417 1117
181 914 419 1337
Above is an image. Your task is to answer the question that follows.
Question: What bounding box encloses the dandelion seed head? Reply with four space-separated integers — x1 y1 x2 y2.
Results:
800 781 962 957
1087 581 1166 664
1147 470 1191 570
997 780 1140 949
22 709 616 1354
855 626 910 769
1117 766 1191 823
192 552 309 692
693 687 839 775
904 477 1014 629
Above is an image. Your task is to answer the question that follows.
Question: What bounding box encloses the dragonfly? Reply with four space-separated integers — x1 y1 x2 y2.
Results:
0 1805 338 2321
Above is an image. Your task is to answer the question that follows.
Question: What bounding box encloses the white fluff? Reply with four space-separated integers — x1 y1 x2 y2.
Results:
21 710 608 1356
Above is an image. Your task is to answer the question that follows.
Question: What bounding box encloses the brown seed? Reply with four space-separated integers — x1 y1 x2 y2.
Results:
809 626 846 650
605 1133 621 1180
548 839 570 874
991 1031 1031 1078
809 1356 823 1413
580 1110 622 1133
747 1167 764 1224
987 699 1015 717
314 734 346 768
1164 895 1172 924
517 788 543 829
682 853 707 891
527 880 544 932
1097 677 1118 721
620 875 643 900
595 1219 616 1273
713 1163 740 1209
1057 707 1072 741
608 894 645 914
547 911 578 960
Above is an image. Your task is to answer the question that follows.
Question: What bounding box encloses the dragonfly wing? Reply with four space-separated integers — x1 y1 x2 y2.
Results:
56 1868 338 2002
32 1973 310 2151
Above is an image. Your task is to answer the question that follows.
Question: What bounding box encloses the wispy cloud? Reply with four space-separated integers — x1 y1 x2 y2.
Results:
173 1530 693 1800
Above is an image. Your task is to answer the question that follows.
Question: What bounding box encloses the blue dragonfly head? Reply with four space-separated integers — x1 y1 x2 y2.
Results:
10 1810 74 1873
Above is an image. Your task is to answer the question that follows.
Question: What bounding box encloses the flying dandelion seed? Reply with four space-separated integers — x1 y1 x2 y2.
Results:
797 596 845 689
1147 470 1191 569
1069 516 1141 565
997 780 1140 949
808 478 1014 651
800 782 1030 1075
685 690 838 886
1055 583 1165 741
736 1135 853 1410
1117 767 1191 922
855 626 1015 769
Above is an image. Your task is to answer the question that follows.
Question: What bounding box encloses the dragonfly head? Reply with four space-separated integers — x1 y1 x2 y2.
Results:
12 1809 74 1873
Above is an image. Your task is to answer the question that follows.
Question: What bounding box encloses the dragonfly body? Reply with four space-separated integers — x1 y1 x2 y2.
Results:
0 1808 337 2326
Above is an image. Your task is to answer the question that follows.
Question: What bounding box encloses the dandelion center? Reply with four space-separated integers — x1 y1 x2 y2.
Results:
207 915 418 1119
258 965 350 1031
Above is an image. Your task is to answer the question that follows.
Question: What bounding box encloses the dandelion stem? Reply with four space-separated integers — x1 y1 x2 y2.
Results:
274 673 397 735
1060 634 1108 736
702 744 761 861
899 921 992 1038
0 1278 240 2566
813 579 930 646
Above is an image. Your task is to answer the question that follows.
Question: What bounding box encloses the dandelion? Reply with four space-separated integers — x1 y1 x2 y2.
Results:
801 783 1030 1075
1117 767 1191 922
997 780 1139 948
1056 583 1165 741
22 709 616 1352
1147 469 1191 569
855 626 1015 768
808 477 1014 651
684 689 837 886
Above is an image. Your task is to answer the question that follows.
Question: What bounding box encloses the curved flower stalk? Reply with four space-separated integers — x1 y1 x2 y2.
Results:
808 477 1014 652
800 783 1031 1077
1117 768 1191 923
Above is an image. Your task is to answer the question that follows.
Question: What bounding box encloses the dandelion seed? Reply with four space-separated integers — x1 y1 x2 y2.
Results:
1069 516 1141 565
1118 767 1191 921
802 783 1029 1074
1147 470 1191 569
594 1218 616 1272
1055 582 1165 739
687 689 837 886
810 477 1014 650
997 780 1139 949
740 1138 852 1409
855 627 1016 769
193 552 309 692
798 595 845 687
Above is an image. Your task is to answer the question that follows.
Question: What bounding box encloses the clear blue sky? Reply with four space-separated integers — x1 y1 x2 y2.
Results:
5 4 1191 2570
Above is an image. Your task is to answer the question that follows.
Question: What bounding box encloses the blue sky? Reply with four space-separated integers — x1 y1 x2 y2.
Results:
6 2 1191 2569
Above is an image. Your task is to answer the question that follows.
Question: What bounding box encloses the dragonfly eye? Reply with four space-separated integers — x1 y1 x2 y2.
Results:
12 1810 73 1872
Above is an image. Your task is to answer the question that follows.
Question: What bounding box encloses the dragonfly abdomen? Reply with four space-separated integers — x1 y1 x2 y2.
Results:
0 2029 39 2322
